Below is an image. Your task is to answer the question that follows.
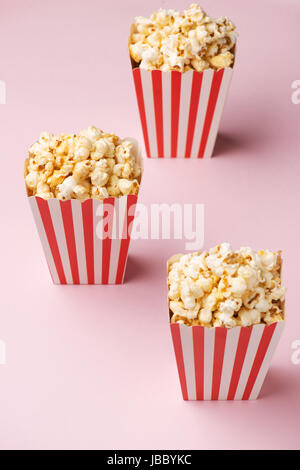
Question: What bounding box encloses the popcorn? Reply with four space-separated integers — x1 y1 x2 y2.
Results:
90 168 109 187
74 146 90 161
25 127 142 201
107 175 121 197
56 175 77 200
73 160 94 182
209 51 234 69
80 126 102 142
168 244 285 328
92 139 112 160
129 4 237 73
191 58 209 72
199 307 212 324
25 171 39 190
47 171 66 190
118 178 139 195
73 181 91 201
230 277 247 296
239 308 261 327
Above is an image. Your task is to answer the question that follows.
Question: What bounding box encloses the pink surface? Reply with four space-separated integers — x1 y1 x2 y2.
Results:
0 0 300 450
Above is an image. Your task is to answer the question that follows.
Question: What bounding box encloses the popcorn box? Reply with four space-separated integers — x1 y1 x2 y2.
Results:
167 256 285 400
131 66 233 158
26 139 142 285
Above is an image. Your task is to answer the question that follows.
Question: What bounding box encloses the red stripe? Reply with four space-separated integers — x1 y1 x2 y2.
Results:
36 197 66 284
152 70 164 157
81 199 94 284
211 327 227 400
192 326 204 400
171 71 181 158
242 323 277 400
184 72 203 158
115 195 137 284
101 198 115 284
60 200 80 284
227 327 253 400
133 69 151 158
170 324 188 400
197 69 224 158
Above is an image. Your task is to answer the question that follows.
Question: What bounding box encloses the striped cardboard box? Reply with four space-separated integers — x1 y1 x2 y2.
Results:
170 321 285 400
28 195 138 285
132 67 233 158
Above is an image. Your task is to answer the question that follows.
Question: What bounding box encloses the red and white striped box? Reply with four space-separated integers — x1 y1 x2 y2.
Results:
26 139 142 285
170 321 285 400
28 195 138 285
132 67 233 159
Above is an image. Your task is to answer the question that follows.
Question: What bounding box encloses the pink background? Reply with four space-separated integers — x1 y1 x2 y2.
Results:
0 0 300 450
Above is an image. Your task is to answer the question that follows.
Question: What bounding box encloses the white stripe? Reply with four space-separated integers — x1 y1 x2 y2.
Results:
140 69 156 158
190 69 213 158
28 197 60 284
120 253 129 284
94 199 103 284
71 199 88 284
120 196 132 284
203 68 233 159
162 72 171 158
234 324 264 400
176 71 193 159
123 196 137 283
218 327 240 400
108 197 126 284
180 324 196 400
48 199 72 284
249 322 285 400
203 327 215 400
